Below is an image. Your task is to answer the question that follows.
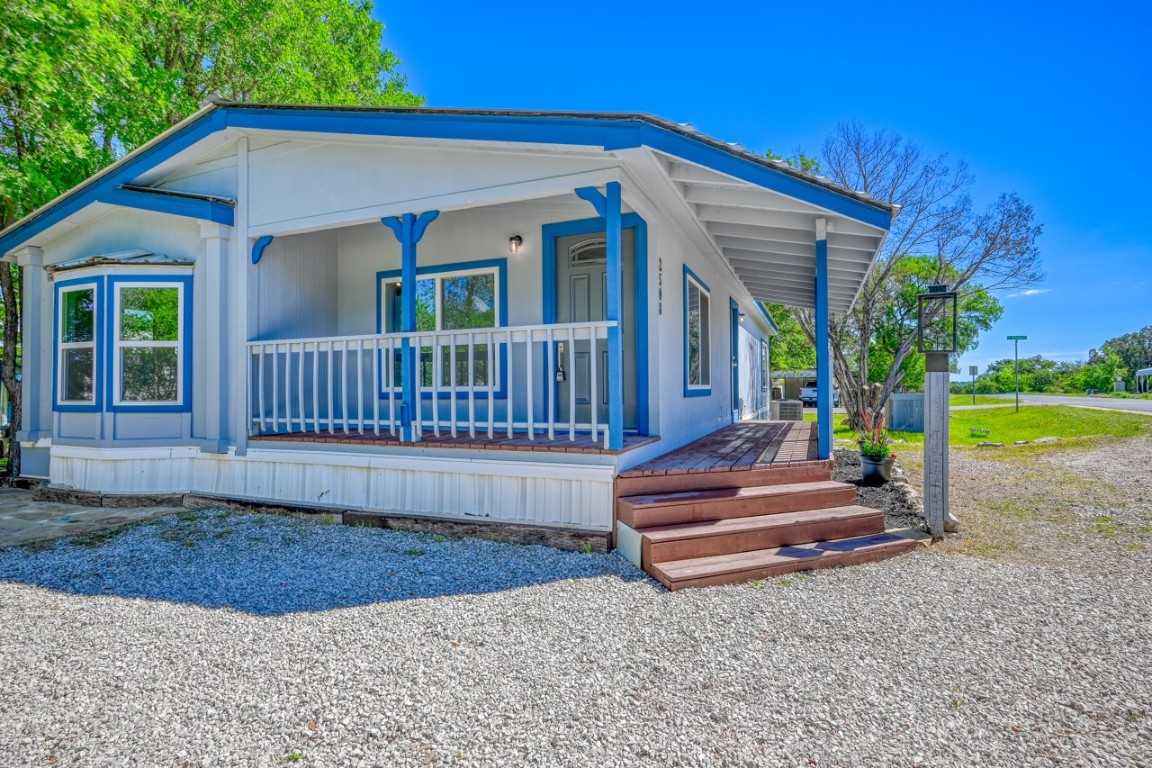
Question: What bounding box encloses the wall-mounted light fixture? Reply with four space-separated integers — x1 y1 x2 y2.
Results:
509 235 523 254
739 312 747 323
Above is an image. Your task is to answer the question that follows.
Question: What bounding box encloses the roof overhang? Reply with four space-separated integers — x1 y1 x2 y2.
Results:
0 103 896 312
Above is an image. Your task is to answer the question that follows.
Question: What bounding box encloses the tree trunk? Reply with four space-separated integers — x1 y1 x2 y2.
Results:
1 264 21 479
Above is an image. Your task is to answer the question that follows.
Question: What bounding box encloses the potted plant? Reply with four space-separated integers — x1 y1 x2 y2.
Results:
857 412 895 485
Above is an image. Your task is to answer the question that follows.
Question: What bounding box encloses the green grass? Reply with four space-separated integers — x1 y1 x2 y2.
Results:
949 394 1011 406
830 405 1152 448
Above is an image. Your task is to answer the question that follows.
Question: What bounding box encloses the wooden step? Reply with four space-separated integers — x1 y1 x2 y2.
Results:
615 460 833 497
617 480 857 529
649 532 922 590
641 505 884 567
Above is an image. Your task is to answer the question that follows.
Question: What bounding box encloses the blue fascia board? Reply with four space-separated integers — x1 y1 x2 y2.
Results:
98 188 234 227
755 301 779 334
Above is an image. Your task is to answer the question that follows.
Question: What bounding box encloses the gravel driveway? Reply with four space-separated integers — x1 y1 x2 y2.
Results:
2 452 1150 767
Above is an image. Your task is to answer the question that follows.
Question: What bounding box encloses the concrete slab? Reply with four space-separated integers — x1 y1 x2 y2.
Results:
0 489 181 549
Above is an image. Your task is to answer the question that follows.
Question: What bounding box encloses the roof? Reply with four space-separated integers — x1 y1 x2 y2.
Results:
1137 367 1152 376
48 249 194 273
0 100 899 312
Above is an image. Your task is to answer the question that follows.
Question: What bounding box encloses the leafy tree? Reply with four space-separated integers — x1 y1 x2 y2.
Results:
790 122 1043 429
1097 326 1152 390
0 0 419 476
765 303 815 372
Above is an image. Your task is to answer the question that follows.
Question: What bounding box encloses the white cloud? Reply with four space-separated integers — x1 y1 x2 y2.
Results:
1007 288 1051 298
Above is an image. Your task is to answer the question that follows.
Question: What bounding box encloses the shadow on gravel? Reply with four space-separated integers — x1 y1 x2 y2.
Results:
0 510 648 615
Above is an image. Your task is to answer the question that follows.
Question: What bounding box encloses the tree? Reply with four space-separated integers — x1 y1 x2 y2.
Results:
765 303 815 372
791 122 1043 429
1098 326 1152 390
0 0 419 477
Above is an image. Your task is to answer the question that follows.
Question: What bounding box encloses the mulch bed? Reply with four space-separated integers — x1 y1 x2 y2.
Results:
832 449 926 531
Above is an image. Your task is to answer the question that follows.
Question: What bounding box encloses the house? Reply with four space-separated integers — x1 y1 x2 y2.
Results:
0 101 918 587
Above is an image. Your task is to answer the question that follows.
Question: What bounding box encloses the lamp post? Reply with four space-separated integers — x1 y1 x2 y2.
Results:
1007 335 1027 413
918 284 959 541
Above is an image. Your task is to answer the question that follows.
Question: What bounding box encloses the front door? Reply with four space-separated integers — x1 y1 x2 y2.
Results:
554 229 637 430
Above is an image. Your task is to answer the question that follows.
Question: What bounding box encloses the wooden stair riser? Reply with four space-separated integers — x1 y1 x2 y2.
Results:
615 461 833 497
642 511 885 566
653 537 921 591
618 485 857 528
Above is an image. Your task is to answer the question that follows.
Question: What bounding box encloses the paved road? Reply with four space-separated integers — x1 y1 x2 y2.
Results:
990 393 1152 413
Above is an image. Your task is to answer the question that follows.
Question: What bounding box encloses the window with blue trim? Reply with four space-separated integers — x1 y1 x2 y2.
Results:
684 269 711 393
379 262 503 391
58 284 98 405
113 282 184 404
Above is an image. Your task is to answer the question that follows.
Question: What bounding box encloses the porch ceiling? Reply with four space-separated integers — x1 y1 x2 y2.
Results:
658 157 887 313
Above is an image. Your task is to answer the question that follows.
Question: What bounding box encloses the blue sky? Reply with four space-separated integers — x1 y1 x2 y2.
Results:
375 1 1151 372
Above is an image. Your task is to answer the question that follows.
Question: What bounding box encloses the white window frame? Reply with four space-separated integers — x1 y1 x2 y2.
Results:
685 270 711 393
380 265 501 333
57 283 99 406
112 280 185 406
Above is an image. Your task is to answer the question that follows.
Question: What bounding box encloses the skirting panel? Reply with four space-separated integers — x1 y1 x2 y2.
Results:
49 446 616 530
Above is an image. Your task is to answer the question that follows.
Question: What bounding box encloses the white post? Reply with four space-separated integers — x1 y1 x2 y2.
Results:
198 221 231 451
228 137 251 454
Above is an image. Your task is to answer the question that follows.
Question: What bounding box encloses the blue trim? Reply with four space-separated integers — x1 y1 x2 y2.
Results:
381 212 440 438
1 108 893 257
815 236 832 460
375 258 509 400
52 276 105 413
603 182 624 451
540 212 649 436
573 187 608 218
756 302 779 334
105 275 194 413
251 235 274 264
98 187 234 226
683 265 712 398
730 297 740 419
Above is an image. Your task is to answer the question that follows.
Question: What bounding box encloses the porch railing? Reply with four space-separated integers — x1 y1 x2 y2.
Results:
247 321 615 447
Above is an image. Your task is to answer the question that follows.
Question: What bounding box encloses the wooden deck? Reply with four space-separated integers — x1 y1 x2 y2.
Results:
619 421 819 477
254 429 659 455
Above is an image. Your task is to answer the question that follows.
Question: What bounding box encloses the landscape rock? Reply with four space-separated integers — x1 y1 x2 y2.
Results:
1034 436 1063 444
976 441 1004 448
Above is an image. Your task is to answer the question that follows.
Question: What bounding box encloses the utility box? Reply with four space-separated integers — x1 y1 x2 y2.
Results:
773 400 804 421
1115 376 1126 393
887 392 925 432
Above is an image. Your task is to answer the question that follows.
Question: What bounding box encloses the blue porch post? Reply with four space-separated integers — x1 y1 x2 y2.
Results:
814 218 832 460
574 181 624 450
382 210 439 442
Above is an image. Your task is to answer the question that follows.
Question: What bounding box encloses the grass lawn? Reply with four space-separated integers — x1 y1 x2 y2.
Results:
949 394 1011 406
828 405 1152 448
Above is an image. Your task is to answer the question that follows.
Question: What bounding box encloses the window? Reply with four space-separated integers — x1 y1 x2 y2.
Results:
760 339 770 391
684 267 711 395
58 285 97 405
379 261 504 392
114 283 183 404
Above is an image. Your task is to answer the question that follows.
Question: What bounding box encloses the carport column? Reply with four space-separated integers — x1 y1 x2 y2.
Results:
814 219 833 460
574 181 624 451
382 211 439 442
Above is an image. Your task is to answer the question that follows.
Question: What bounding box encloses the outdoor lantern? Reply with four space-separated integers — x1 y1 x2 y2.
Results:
917 283 958 372
508 235 523 254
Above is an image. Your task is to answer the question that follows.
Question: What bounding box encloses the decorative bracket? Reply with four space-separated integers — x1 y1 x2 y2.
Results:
251 235 274 265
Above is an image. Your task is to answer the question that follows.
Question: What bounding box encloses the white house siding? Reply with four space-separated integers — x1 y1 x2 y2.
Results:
26 210 203 454
49 445 616 530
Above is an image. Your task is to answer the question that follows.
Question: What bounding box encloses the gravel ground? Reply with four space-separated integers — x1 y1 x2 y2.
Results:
1 445 1150 767
833 449 926 530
